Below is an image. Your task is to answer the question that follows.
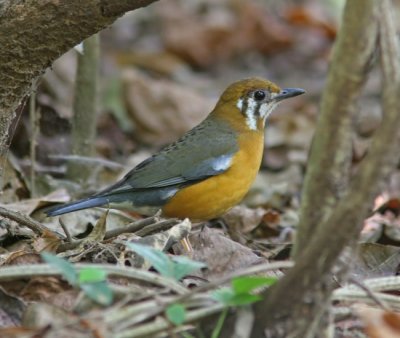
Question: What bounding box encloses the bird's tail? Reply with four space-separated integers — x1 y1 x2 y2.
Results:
45 196 109 216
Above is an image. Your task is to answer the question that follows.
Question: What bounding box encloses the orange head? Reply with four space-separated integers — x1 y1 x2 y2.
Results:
211 77 305 132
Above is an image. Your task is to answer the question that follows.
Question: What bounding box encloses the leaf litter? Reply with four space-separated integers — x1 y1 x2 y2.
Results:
1 0 400 336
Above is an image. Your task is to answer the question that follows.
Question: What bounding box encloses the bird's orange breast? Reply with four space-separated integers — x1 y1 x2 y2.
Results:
162 131 264 221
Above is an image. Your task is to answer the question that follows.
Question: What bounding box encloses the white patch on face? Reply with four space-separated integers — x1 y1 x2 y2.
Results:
270 92 279 100
259 102 279 121
236 98 244 111
245 97 258 130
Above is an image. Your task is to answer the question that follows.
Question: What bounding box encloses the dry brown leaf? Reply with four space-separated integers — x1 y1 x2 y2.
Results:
3 251 41 266
349 243 400 280
189 227 276 280
158 1 293 68
32 230 62 253
284 6 337 39
250 210 283 240
1 155 29 204
22 303 102 337
115 51 188 77
0 327 46 338
222 206 266 234
357 306 400 338
1 189 70 217
244 165 303 210
122 69 214 145
0 287 26 328
20 277 70 303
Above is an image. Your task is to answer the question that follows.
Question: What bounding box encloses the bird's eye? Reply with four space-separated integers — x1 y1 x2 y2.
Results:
253 90 266 101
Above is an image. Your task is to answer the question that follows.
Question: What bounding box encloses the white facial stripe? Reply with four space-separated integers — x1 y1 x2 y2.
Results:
259 102 278 120
236 98 244 111
236 95 280 131
245 97 257 130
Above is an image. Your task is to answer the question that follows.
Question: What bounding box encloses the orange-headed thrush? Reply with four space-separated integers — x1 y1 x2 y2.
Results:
46 78 305 221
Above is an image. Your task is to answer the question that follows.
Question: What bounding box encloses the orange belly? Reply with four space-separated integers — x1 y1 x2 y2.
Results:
162 131 264 220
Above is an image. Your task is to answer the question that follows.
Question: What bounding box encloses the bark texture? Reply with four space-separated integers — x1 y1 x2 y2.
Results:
0 0 157 181
292 0 378 257
251 0 400 336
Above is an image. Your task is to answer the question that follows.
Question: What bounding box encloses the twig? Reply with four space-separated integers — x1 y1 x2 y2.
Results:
49 154 124 169
105 261 292 330
0 206 62 237
334 276 400 294
174 260 294 305
364 276 400 292
57 239 82 252
332 289 400 311
135 219 179 237
114 303 225 338
347 277 390 311
0 263 187 294
59 218 73 242
104 215 161 239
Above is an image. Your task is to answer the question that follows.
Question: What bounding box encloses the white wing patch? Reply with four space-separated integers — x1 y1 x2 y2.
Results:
212 154 233 171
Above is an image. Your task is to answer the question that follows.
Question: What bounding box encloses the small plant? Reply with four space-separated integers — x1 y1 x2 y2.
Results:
126 242 207 325
41 252 113 306
126 242 206 281
212 276 277 306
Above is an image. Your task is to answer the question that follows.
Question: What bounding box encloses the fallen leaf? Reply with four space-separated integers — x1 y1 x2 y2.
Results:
349 243 400 280
0 287 26 328
357 306 400 338
122 69 214 146
159 1 293 68
285 6 337 39
189 227 277 280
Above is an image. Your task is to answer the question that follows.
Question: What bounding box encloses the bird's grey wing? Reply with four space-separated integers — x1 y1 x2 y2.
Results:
97 118 238 195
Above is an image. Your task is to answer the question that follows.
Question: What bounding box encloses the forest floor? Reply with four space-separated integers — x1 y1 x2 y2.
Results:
0 1 399 337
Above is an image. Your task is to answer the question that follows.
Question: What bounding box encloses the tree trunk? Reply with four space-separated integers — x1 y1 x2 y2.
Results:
251 0 400 336
0 0 157 185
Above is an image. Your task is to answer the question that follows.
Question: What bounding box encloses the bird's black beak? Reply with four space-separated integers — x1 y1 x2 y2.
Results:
274 88 305 102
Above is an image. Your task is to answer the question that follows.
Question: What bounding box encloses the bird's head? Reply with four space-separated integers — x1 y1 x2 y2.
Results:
212 77 305 132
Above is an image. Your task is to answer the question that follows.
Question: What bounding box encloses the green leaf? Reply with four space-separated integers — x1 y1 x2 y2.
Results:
126 243 205 281
41 252 77 285
212 286 263 306
166 303 186 325
79 267 107 284
212 287 235 305
80 281 113 306
171 256 206 281
228 293 262 306
126 242 173 277
232 276 277 294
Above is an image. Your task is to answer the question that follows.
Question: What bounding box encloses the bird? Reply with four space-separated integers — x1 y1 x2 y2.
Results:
46 78 304 221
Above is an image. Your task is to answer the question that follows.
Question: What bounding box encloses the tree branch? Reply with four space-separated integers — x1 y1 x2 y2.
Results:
0 0 158 185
